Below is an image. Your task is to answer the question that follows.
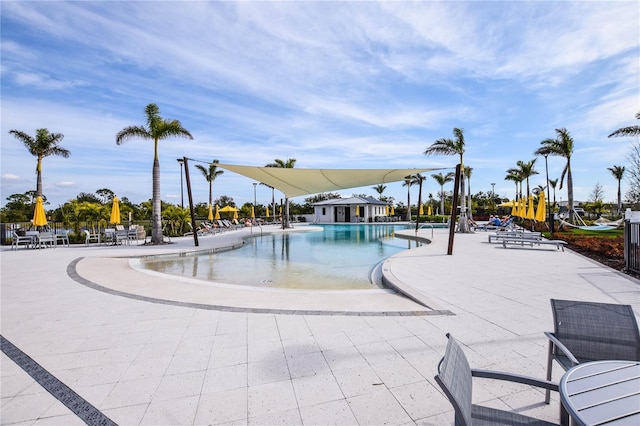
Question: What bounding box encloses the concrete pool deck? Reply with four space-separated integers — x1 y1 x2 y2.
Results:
1 224 639 425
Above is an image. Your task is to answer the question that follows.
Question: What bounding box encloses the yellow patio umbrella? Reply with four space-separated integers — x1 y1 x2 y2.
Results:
208 204 214 221
233 210 238 219
385 205 389 216
214 204 220 220
32 196 47 227
419 204 424 215
518 197 524 218
535 192 546 222
265 207 270 218
109 196 121 224
526 195 535 220
251 206 255 218
511 200 517 216
390 206 395 215
355 205 360 216
427 205 432 216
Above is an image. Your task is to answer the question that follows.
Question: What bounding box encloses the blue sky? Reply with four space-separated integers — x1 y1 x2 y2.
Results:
1 1 638 210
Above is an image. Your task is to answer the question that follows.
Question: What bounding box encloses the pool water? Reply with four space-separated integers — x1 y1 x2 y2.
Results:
140 224 424 290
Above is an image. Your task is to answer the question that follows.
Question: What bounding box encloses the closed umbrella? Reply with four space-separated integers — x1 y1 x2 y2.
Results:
265 207 270 218
355 205 360 217
390 206 395 215
535 192 546 222
110 196 121 224
32 196 47 227
511 200 517 217
214 205 220 220
208 204 214 221
427 205 432 216
526 195 535 220
419 204 424 215
251 206 255 219
385 205 389 216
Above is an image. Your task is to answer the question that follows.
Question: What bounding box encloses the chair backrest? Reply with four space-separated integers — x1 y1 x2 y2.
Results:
434 334 473 426
551 299 640 361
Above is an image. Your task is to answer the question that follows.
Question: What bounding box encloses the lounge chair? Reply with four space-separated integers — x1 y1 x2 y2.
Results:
37 231 56 248
12 231 37 250
83 230 100 246
435 333 562 425
55 230 70 247
544 299 640 403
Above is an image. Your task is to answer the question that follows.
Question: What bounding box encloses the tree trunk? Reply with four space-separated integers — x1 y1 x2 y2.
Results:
151 158 163 244
567 160 574 224
617 181 622 214
457 167 469 232
36 156 43 197
440 186 445 215
284 197 290 228
406 188 411 221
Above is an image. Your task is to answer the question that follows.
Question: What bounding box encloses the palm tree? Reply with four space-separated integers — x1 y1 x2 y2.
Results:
116 103 193 244
608 111 640 138
372 184 386 200
504 170 523 202
265 158 296 228
515 159 538 198
607 165 626 215
431 172 454 215
548 178 559 210
402 177 414 221
424 128 468 231
536 128 575 223
9 128 70 197
195 159 224 209
463 166 473 219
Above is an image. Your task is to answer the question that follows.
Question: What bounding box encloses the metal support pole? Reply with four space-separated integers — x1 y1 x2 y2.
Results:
182 157 198 247
177 158 184 209
415 177 423 233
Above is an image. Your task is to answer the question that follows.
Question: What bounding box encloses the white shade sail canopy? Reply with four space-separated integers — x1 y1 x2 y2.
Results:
216 163 445 198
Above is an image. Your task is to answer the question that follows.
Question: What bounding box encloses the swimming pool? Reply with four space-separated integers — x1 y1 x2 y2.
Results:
140 224 424 290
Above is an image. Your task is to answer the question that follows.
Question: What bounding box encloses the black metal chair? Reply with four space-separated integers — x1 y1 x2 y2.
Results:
544 299 640 403
435 333 561 425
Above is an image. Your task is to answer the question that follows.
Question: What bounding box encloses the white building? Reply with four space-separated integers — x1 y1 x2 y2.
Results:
312 197 391 223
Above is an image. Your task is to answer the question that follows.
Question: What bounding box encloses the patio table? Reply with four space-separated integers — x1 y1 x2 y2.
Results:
560 360 640 425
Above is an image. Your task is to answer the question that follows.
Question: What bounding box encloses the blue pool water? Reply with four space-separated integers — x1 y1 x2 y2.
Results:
140 224 424 290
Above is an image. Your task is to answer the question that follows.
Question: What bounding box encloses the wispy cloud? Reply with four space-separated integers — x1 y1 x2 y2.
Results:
1 1 638 207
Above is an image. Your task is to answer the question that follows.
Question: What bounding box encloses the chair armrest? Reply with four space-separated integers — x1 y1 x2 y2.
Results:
544 331 580 366
471 369 559 392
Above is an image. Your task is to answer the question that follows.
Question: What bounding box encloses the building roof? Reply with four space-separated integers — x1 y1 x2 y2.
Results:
312 196 388 206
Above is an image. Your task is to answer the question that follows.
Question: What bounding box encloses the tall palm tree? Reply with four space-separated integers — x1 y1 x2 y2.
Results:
116 103 193 244
536 128 575 223
548 178 558 208
463 166 473 219
424 128 469 231
402 177 414 221
607 165 625 214
515 159 538 198
372 184 386 200
504 170 523 201
431 172 454 215
608 110 640 138
9 128 70 197
195 159 224 208
265 158 296 228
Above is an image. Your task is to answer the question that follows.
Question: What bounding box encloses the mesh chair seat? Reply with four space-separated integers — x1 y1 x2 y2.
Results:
472 405 557 426
545 299 640 403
